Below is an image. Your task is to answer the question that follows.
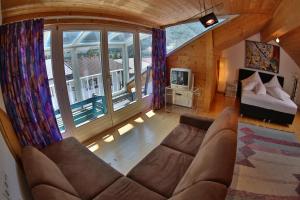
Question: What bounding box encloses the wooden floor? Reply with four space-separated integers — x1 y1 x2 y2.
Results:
84 93 300 174
84 110 180 174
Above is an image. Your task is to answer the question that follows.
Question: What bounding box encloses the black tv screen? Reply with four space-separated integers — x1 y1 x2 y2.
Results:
171 70 189 86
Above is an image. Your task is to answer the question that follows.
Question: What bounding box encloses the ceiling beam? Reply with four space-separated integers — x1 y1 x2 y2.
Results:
261 0 300 42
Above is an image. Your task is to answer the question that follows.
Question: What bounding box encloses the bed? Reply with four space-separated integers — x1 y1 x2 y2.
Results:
237 68 297 124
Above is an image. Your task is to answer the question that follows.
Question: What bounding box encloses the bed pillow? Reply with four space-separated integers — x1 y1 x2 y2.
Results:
264 76 282 88
254 82 267 95
241 72 262 91
267 87 290 101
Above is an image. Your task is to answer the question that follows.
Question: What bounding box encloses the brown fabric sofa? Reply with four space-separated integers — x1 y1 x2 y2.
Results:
21 107 238 200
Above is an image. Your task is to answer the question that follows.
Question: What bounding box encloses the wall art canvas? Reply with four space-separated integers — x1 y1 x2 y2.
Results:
245 40 280 73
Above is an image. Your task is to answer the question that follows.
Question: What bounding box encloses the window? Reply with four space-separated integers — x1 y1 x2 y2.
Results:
43 30 66 132
63 31 107 127
108 32 136 111
166 17 227 54
45 26 153 137
140 33 152 97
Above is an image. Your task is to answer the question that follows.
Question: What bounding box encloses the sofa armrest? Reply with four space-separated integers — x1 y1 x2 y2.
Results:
180 114 214 130
170 181 227 200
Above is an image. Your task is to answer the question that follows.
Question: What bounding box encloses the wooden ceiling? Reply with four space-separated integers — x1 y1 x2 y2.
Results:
280 27 300 67
1 0 281 27
213 14 272 51
260 0 300 68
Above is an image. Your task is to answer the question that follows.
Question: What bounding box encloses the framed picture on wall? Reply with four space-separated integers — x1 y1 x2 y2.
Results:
245 40 280 73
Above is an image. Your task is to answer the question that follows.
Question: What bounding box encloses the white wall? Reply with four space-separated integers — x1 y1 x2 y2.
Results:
220 33 300 104
0 76 31 200
0 132 31 200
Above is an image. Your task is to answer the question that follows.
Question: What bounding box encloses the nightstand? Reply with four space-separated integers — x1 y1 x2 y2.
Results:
225 82 237 98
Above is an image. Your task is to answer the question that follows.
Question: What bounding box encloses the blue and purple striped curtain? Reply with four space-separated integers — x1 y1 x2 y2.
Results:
0 19 62 149
152 28 167 110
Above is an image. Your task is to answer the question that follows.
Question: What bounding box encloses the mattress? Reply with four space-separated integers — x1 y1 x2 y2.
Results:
241 90 298 115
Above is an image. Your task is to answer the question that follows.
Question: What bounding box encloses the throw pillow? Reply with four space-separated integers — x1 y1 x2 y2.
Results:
267 87 290 101
265 76 282 88
254 82 267 95
241 72 262 91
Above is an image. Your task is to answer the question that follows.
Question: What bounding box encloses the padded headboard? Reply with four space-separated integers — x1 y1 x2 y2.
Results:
237 68 284 98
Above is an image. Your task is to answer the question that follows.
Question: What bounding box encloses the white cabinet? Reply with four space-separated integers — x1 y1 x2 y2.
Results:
165 87 196 108
173 89 193 108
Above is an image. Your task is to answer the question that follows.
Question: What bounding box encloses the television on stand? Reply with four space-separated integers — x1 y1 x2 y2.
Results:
170 68 192 90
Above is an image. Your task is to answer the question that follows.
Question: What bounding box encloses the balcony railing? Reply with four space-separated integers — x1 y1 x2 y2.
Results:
50 66 151 132
54 95 107 131
54 92 136 131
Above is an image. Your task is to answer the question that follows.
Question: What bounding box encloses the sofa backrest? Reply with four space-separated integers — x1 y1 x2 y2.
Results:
173 107 238 195
22 146 80 199
201 107 238 147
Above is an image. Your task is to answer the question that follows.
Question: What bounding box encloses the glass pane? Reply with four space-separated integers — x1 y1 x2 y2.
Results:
63 31 107 127
44 30 65 133
108 32 133 43
166 17 226 54
108 32 136 111
80 32 100 44
63 32 81 45
140 33 152 97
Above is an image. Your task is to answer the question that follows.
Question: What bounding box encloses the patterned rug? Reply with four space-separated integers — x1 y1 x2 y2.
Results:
226 123 300 200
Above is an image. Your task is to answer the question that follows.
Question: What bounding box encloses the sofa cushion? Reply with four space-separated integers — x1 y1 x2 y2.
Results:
21 146 78 197
42 137 122 200
32 184 81 200
201 107 238 147
161 124 206 156
93 177 166 200
169 181 227 200
127 145 193 198
174 130 237 194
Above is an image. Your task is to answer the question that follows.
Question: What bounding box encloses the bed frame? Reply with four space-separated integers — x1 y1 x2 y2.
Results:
237 68 295 124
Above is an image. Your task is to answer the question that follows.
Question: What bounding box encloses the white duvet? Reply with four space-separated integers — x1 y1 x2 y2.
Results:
241 90 298 115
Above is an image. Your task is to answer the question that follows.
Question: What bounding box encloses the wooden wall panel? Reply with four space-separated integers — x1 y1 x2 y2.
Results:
167 32 214 111
166 14 275 111
261 0 300 42
213 14 272 51
1 0 281 27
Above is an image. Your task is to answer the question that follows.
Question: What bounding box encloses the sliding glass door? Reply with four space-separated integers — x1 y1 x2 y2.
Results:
108 31 136 111
139 33 153 98
44 30 66 133
62 31 107 127
45 26 152 141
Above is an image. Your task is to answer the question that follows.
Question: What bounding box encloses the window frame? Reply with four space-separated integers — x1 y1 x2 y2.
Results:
44 24 152 140
139 32 153 98
165 16 235 56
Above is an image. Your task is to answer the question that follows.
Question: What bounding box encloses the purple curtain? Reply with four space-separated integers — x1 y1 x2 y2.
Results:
0 19 62 149
152 28 167 110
